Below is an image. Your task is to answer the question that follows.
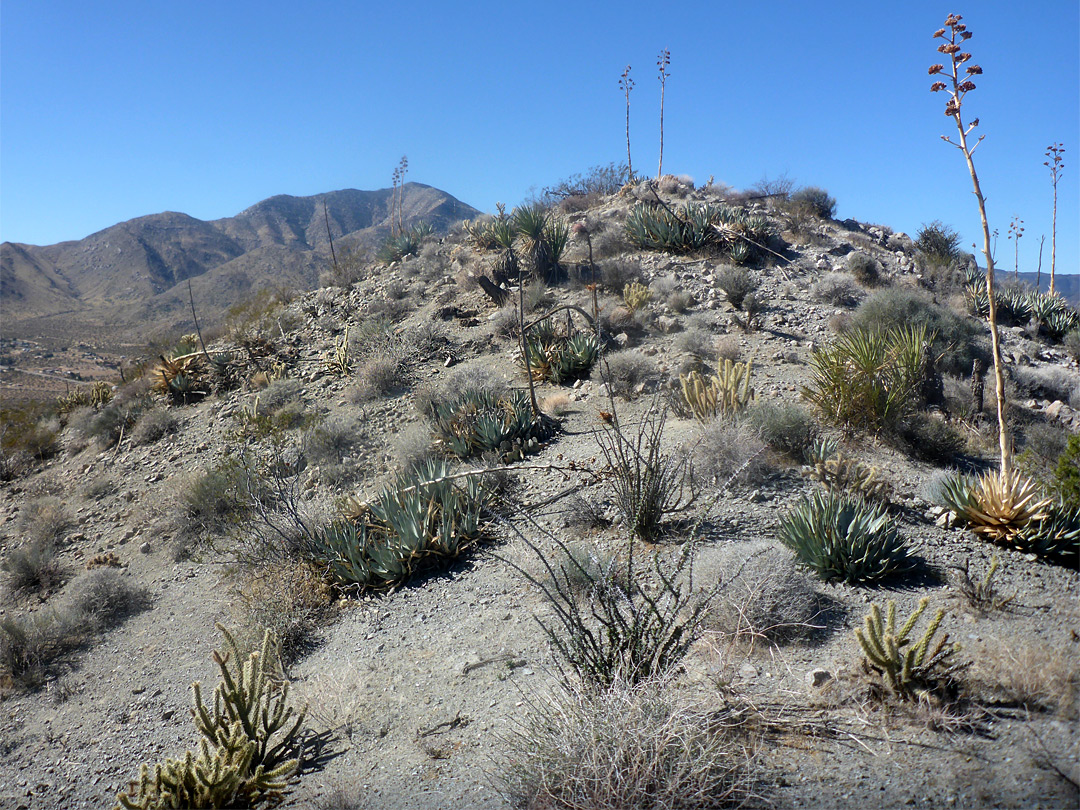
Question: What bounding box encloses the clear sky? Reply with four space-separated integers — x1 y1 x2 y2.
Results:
2 1 1077 278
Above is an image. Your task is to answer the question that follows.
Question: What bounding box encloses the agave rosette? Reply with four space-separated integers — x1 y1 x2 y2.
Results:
948 469 1052 547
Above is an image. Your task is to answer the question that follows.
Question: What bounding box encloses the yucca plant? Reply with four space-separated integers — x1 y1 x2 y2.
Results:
314 460 487 591
777 491 916 584
802 325 929 436
855 597 961 700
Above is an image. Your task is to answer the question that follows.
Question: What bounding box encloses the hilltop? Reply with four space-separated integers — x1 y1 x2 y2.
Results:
0 176 1077 809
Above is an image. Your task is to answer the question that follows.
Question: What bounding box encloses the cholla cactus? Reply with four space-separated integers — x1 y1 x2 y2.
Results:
855 597 961 699
622 281 652 313
929 13 1011 476
679 360 754 421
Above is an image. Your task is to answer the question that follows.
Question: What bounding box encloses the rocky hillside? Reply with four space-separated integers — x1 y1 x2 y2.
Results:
0 183 479 330
0 177 1077 809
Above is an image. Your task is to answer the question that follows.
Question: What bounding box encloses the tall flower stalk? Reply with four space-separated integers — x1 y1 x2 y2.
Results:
619 65 635 181
1044 143 1064 295
656 48 670 180
929 13 1011 475
1007 216 1024 283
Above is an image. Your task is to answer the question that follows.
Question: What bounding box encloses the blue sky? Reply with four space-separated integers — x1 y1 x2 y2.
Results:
2 1 1077 278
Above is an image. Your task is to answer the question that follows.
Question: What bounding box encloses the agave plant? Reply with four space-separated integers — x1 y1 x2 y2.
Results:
777 491 916 584
153 353 209 404
1017 500 1080 567
432 388 539 459
939 469 1053 550
521 321 601 384
625 202 727 253
314 460 487 590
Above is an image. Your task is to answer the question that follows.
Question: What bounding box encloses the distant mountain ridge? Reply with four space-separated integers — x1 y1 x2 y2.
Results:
0 184 480 331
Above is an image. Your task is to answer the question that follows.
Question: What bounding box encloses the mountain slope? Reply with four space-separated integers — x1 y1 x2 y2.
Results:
0 183 479 326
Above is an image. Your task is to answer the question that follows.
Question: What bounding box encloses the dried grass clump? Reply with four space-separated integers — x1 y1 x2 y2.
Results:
503 678 755 810
699 542 826 643
692 418 771 487
230 562 333 666
596 350 659 399
972 638 1079 718
812 272 865 307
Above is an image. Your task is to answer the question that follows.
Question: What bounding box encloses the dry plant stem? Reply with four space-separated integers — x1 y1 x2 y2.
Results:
932 14 1010 475
656 48 670 180
323 201 339 276
1044 143 1064 295
620 65 634 179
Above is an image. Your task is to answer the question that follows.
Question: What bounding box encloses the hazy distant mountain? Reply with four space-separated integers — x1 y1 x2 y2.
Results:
1014 271 1079 306
0 184 479 331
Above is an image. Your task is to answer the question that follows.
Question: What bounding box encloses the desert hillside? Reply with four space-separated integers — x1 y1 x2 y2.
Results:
0 175 1077 810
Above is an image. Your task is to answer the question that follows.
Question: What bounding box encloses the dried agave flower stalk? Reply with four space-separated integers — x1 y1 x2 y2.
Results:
929 13 1011 475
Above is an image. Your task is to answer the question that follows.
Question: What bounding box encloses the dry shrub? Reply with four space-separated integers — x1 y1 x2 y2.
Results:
130 407 178 446
972 639 1079 718
675 329 716 361
596 350 658 399
2 539 66 599
714 335 742 363
812 272 865 307
692 418 771 487
350 356 404 403
503 678 755 809
19 496 74 548
231 562 333 665
697 542 826 643
1 569 150 688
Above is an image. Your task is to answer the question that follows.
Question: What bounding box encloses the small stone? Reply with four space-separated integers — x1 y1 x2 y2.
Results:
139 542 151 554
